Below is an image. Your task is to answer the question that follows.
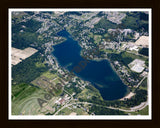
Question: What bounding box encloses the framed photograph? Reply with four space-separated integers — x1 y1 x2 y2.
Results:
9 8 152 120
1 0 160 127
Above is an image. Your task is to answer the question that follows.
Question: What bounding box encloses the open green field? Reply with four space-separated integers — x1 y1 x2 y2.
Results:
12 83 46 115
57 106 88 115
139 77 148 91
12 83 60 115
58 107 72 115
120 51 148 66
42 71 57 79
31 71 63 96
77 86 103 101
94 35 102 44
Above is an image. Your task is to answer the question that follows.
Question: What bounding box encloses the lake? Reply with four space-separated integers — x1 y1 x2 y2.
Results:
52 30 129 100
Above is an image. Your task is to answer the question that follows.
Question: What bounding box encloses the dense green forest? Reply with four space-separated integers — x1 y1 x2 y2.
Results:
94 17 117 31
138 48 149 56
12 19 42 49
89 105 127 115
120 12 149 32
12 52 48 84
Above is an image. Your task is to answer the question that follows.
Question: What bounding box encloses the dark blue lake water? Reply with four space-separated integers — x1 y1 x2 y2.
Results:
53 30 128 100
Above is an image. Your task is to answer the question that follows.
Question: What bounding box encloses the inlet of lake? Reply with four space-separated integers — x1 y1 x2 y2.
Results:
52 30 129 100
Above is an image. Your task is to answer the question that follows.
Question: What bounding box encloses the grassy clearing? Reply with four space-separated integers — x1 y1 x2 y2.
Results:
12 83 46 115
58 106 88 115
94 35 102 44
12 83 60 115
31 71 63 96
121 51 148 65
88 32 94 38
139 78 148 91
104 33 111 42
138 105 149 115
35 62 46 68
58 107 72 115
77 88 103 101
75 108 88 115
101 48 120 54
42 71 58 79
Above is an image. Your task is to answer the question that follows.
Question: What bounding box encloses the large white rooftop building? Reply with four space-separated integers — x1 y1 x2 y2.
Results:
128 59 145 73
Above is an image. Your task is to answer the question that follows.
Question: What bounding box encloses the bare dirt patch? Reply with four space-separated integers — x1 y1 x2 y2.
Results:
12 47 38 65
135 36 149 47
120 92 135 101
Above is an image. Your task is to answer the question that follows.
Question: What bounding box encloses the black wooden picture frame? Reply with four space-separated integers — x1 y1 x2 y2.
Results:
0 0 159 128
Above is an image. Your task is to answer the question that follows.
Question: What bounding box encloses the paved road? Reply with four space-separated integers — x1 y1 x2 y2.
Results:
126 51 148 58
54 100 148 115
54 102 91 115
136 76 147 88
108 101 148 112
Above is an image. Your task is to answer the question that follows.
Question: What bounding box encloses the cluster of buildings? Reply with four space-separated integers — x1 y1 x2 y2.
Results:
104 11 126 24
20 11 149 89
55 94 70 105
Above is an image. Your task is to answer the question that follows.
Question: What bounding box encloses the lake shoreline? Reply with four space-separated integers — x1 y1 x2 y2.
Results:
89 56 130 99
52 29 129 100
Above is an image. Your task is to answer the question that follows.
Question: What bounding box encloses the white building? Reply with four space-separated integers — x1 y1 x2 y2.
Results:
128 59 145 73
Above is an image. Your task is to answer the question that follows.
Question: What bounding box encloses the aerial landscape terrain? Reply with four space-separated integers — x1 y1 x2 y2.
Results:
11 10 150 117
